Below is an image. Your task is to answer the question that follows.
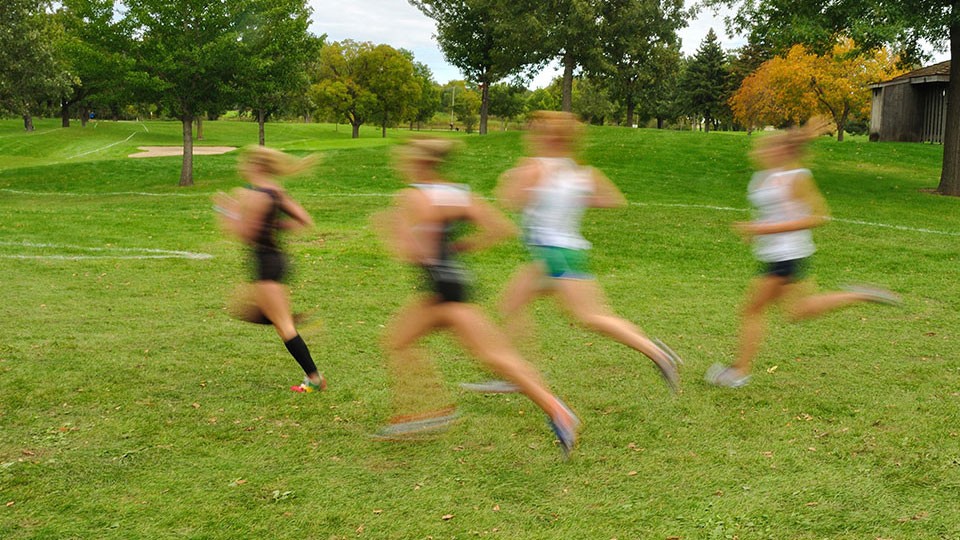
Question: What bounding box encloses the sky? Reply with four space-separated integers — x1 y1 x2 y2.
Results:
306 1 947 89
307 0 744 88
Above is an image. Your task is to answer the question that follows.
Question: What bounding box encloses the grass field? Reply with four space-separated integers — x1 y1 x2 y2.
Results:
1 118 958 539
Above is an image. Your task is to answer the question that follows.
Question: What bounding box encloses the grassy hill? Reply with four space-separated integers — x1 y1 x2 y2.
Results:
0 118 957 539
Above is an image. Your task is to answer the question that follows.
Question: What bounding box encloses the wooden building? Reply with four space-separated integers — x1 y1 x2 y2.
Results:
870 61 950 143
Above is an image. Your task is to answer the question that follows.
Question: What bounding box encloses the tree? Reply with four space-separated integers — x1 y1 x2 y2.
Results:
311 41 419 139
0 0 73 131
56 0 134 128
409 61 442 129
442 79 481 132
238 0 319 146
598 0 687 128
409 0 546 134
540 0 605 112
124 0 247 186
526 86 560 115
572 77 617 125
367 45 421 138
731 42 904 139
703 0 960 194
488 82 527 130
680 29 730 132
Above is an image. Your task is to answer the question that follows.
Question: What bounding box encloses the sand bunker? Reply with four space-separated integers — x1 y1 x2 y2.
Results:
129 146 237 158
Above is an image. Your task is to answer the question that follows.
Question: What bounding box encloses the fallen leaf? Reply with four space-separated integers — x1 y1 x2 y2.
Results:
356 524 364 534
442 514 454 521
191 403 201 409
627 471 638 476
5 501 13 507
805 501 819 507
766 365 779 374
373 509 383 515
492 504 500 512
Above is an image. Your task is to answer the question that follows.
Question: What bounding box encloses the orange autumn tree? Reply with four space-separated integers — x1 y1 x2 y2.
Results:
731 40 905 140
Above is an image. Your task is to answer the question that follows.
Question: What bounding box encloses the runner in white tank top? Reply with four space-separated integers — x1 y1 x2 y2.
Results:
706 117 901 389
461 111 683 396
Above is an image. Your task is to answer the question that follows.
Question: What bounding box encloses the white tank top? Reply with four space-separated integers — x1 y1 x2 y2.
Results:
522 157 594 250
747 168 815 262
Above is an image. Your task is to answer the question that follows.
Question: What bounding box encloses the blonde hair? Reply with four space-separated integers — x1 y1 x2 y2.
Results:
528 111 583 142
240 145 317 177
395 137 460 166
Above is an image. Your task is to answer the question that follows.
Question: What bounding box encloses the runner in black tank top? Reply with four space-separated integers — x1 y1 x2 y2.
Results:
371 137 580 459
213 146 325 393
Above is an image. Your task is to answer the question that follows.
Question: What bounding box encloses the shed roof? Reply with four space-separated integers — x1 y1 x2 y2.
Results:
872 60 950 88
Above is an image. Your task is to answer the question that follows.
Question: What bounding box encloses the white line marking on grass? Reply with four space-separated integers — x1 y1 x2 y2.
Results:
0 128 59 139
66 132 137 160
0 241 213 261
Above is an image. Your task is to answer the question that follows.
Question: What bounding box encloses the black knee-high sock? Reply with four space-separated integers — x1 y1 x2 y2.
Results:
284 334 318 376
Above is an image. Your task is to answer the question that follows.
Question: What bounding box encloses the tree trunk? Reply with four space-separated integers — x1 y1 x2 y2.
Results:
80 107 89 127
625 96 635 128
351 121 360 139
561 53 575 113
382 111 388 138
195 116 204 141
23 114 34 132
258 109 266 146
657 117 664 129
704 115 711 133
937 22 960 195
180 115 195 187
61 101 71 128
479 78 490 135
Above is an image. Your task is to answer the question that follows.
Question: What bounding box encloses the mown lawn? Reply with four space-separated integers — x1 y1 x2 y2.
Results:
1 118 958 539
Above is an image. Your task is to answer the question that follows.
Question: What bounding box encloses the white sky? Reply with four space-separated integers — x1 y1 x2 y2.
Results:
306 0 946 89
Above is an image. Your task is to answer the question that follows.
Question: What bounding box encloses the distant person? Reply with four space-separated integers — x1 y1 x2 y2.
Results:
372 137 579 459
213 146 326 393
706 117 900 388
468 111 681 394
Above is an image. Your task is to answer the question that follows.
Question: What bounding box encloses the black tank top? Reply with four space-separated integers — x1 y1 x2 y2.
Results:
248 185 282 253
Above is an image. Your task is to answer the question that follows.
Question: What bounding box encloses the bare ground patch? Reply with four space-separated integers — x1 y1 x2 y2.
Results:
129 146 237 158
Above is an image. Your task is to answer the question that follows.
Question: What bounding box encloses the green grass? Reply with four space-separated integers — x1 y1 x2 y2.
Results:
1 118 959 539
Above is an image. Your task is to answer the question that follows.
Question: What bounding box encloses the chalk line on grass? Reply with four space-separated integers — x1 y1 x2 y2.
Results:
67 132 138 160
0 188 204 198
0 241 213 261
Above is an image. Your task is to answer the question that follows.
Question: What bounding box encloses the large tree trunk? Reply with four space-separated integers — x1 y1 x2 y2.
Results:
61 101 71 128
351 121 360 139
479 78 490 135
195 116 204 141
625 96 636 128
180 115 194 187
561 53 575 113
657 117 664 129
23 114 34 132
937 24 960 196
258 109 266 146
80 106 89 127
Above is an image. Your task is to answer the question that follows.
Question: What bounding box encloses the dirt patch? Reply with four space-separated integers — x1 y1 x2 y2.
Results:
129 146 237 158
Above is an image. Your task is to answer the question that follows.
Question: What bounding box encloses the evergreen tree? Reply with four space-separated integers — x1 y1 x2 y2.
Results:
681 29 730 132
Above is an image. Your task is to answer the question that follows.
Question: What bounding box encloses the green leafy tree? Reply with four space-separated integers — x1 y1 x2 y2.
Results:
409 0 546 134
704 0 960 194
238 0 320 146
526 86 560 116
409 61 442 129
540 0 606 112
488 82 527 130
572 77 616 125
680 29 730 132
56 0 133 127
0 0 73 131
598 0 687 128
367 45 421 138
124 0 247 186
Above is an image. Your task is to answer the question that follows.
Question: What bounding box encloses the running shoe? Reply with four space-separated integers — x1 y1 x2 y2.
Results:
651 337 683 393
704 363 750 388
290 375 326 393
547 398 580 461
459 380 521 393
370 408 459 441
841 284 903 306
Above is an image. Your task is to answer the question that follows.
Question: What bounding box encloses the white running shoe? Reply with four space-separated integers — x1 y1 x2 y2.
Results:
705 363 751 388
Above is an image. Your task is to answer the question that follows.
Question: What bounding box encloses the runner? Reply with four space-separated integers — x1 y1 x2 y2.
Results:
706 117 900 388
213 146 326 393
373 137 579 459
